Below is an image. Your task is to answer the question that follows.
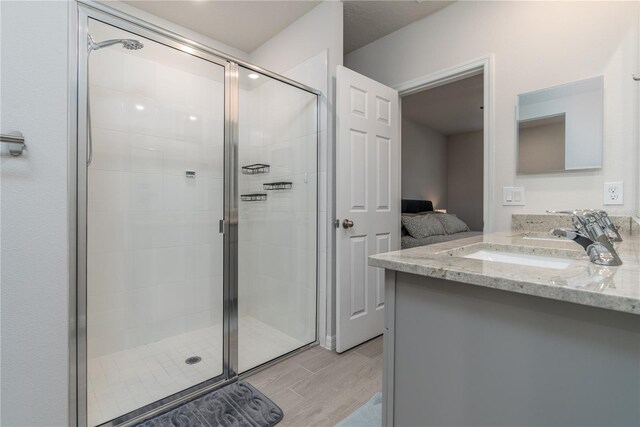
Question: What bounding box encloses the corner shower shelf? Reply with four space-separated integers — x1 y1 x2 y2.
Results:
263 182 293 190
241 193 267 202
241 164 270 175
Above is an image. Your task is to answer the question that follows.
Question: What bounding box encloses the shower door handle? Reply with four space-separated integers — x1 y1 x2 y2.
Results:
342 219 354 229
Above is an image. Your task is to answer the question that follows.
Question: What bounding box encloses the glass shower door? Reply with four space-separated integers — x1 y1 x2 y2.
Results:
237 66 318 372
85 19 225 426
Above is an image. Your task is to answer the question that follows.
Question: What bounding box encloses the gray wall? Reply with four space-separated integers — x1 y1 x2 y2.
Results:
1 1 70 425
447 130 484 231
518 121 565 173
401 121 483 231
401 118 447 209
345 1 639 230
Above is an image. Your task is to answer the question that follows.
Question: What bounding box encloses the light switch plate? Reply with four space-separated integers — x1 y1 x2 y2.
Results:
503 186 525 206
604 182 624 205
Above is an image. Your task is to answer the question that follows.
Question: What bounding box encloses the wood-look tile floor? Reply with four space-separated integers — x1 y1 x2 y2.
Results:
245 336 383 427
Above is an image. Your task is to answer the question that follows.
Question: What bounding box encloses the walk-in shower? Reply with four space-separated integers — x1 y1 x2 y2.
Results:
76 5 318 426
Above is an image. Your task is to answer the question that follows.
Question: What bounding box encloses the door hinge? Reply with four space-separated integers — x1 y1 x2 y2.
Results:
219 219 225 234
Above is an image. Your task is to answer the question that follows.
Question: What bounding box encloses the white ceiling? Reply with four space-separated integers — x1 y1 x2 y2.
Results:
121 1 454 56
402 74 484 136
122 1 321 53
343 0 454 53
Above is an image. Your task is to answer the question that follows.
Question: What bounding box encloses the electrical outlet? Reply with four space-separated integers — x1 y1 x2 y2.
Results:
603 182 624 205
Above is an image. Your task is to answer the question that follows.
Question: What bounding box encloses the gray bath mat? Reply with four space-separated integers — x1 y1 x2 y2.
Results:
136 381 283 427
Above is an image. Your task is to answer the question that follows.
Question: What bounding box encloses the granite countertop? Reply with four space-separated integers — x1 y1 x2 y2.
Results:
369 231 640 316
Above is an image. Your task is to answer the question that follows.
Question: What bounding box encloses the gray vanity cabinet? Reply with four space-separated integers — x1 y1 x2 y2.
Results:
382 271 640 427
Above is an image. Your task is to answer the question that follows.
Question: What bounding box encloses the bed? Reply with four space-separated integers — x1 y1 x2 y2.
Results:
401 199 483 249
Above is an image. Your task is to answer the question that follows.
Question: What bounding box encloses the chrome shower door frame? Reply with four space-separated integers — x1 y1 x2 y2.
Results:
72 2 321 427
75 6 231 427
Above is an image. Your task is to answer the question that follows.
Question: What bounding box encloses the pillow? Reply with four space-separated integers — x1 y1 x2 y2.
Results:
401 214 446 239
435 213 470 234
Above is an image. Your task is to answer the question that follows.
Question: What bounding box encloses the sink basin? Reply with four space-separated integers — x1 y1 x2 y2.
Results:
520 232 568 243
522 235 568 242
462 250 573 270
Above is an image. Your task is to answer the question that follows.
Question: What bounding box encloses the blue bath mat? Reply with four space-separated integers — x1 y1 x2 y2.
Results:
136 381 283 427
335 392 382 427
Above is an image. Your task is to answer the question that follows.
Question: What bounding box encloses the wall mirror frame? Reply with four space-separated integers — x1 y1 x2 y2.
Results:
516 75 604 175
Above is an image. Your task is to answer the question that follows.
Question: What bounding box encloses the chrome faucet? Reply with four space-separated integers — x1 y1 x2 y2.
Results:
585 209 623 242
548 210 623 266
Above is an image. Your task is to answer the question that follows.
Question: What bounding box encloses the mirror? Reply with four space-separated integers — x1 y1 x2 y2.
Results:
517 76 603 174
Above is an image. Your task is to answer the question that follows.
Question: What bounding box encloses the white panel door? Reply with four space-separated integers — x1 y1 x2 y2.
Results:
336 66 399 353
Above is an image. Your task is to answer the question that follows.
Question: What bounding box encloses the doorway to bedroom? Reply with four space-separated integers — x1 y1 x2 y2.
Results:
334 61 493 352
399 71 485 249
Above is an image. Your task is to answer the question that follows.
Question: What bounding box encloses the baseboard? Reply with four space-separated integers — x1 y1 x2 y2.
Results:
324 334 336 350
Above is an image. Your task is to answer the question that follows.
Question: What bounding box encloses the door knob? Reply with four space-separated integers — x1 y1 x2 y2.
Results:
342 219 354 229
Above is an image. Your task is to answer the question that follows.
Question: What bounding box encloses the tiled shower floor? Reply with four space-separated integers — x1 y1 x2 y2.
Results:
87 316 305 426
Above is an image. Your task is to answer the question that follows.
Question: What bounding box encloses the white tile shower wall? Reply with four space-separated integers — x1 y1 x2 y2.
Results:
283 51 330 347
86 43 225 358
238 75 318 347
250 2 342 347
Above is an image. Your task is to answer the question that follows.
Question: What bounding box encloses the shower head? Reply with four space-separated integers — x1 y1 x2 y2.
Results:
88 34 144 52
120 39 144 50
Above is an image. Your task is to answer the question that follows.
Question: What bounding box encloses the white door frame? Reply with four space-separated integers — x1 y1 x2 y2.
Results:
393 55 495 233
